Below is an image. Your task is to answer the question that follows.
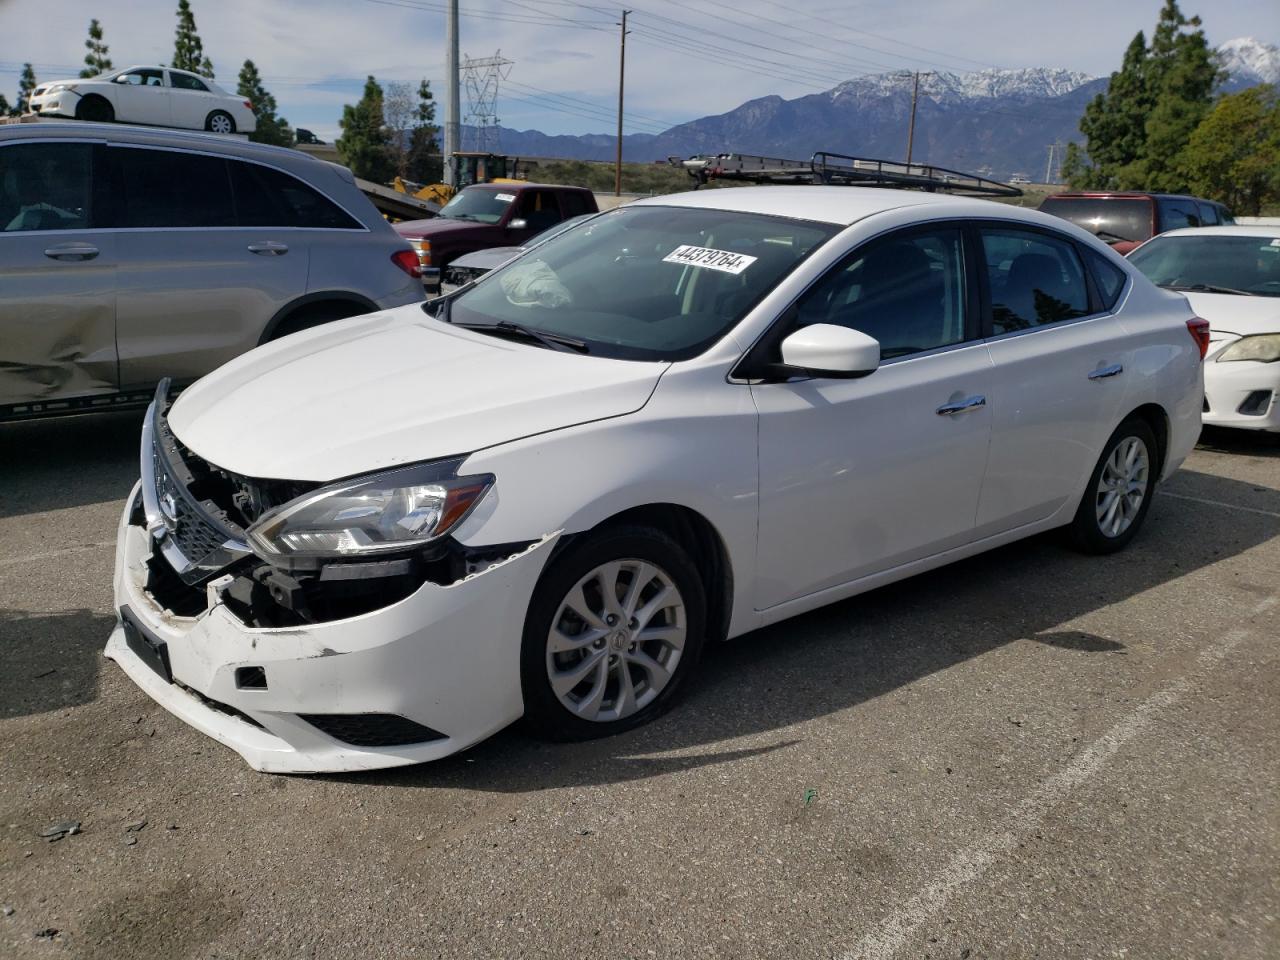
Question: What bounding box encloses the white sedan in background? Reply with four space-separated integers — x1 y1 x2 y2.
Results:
106 187 1205 773
1129 226 1280 431
27 65 256 135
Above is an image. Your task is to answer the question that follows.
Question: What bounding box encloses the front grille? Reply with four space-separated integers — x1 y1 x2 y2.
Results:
298 713 446 748
153 442 232 567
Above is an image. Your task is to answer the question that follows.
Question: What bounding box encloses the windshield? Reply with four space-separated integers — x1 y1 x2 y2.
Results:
438 188 517 224
1039 197 1153 243
446 205 840 360
1129 234 1280 297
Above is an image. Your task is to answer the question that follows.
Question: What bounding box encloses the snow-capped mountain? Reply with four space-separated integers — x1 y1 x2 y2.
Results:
832 68 1096 103
1218 36 1280 86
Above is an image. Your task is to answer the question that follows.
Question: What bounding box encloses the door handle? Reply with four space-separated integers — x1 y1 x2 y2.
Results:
247 241 289 256
44 242 99 261
936 395 987 416
1088 363 1124 380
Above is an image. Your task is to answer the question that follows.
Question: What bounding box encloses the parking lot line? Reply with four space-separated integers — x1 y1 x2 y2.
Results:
843 594 1277 960
1161 491 1280 519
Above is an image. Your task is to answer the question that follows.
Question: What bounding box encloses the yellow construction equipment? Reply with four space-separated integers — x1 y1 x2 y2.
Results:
392 152 531 207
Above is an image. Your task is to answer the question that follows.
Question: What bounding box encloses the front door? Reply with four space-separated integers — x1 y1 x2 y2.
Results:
752 225 993 610
110 68 171 126
0 139 117 407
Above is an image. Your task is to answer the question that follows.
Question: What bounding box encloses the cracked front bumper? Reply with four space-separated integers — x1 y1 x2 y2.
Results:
106 482 557 773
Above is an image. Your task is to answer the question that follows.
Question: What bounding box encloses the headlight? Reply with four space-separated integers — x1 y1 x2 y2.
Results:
247 458 493 558
1217 333 1280 363
47 83 74 93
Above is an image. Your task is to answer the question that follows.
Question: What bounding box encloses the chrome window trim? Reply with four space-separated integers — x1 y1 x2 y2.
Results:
979 308 1116 346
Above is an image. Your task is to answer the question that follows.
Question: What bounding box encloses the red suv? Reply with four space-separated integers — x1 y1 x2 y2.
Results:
1038 192 1234 255
395 182 598 291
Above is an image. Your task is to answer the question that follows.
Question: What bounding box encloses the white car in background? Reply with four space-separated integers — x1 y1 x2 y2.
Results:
1129 226 1280 431
107 186 1206 773
27 65 256 135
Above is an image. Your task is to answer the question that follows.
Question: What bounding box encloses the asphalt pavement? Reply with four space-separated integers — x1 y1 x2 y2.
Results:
1 412 1277 959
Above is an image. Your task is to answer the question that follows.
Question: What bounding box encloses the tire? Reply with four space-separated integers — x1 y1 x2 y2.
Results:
1068 417 1159 554
521 525 707 741
205 110 235 134
75 96 113 123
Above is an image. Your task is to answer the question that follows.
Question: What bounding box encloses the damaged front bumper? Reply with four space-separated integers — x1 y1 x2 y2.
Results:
107 480 558 773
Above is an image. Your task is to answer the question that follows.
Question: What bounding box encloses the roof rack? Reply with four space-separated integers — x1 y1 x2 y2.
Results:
668 150 1022 198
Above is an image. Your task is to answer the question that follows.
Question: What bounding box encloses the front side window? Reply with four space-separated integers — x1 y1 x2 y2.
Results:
229 161 361 229
982 228 1091 334
789 227 969 360
0 142 94 232
448 205 839 360
115 68 164 87
169 73 209 92
438 187 517 225
1129 235 1280 297
115 148 235 228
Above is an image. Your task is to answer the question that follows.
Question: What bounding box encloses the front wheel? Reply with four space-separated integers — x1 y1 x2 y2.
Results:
521 525 706 741
1068 417 1158 554
205 110 235 134
75 96 114 122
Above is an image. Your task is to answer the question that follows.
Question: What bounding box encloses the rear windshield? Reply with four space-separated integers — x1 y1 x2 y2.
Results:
1039 197 1153 244
1129 234 1280 297
438 188 517 224
445 205 840 360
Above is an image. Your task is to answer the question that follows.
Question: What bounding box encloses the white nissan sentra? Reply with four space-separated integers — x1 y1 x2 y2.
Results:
107 187 1207 773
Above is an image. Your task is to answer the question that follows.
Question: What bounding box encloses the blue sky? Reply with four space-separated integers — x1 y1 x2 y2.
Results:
1 0 1275 141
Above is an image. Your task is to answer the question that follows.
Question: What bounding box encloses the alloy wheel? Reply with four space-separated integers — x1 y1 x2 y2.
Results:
546 559 687 723
1095 435 1150 538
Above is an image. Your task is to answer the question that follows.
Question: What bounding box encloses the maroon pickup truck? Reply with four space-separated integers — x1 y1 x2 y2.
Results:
395 182 598 291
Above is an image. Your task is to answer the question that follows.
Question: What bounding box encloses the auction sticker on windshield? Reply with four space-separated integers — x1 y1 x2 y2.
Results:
496 193 516 202
662 245 758 275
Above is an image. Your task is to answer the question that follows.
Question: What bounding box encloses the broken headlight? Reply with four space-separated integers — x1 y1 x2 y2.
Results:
246 458 493 559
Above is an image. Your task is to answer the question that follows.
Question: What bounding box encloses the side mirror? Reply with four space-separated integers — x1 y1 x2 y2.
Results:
778 323 880 379
507 218 528 231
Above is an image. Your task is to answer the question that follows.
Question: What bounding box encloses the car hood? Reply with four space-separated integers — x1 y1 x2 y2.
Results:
394 217 494 240
167 306 667 481
1181 292 1280 338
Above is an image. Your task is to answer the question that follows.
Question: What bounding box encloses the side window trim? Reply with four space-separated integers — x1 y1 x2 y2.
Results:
104 143 369 232
970 219 1112 343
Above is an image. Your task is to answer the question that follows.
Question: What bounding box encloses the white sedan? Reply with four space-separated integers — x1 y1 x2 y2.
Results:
27 65 256 135
1129 226 1280 431
106 186 1205 773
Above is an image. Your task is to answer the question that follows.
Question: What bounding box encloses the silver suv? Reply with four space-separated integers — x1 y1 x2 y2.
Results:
0 122 424 420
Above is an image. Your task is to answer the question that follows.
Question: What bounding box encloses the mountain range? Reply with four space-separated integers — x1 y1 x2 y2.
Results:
485 37 1280 182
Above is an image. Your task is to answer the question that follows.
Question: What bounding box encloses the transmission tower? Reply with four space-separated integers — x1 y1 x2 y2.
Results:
462 51 514 154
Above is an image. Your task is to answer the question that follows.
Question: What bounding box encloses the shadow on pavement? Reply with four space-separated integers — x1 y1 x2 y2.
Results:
1197 425 1280 459
0 608 116 718
0 410 144 519
328 467 1278 792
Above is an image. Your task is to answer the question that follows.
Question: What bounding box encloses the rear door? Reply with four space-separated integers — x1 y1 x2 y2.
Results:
0 138 118 407
111 145 308 388
975 223 1130 533
166 71 216 130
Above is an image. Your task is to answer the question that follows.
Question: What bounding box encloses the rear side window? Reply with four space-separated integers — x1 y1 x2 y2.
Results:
792 227 969 360
115 147 235 228
1159 199 1201 231
169 73 209 92
982 228 1091 334
1083 247 1128 310
0 141 95 232
561 191 593 217
229 160 361 229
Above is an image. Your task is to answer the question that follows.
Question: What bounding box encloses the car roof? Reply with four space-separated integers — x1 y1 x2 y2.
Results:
0 121 317 167
631 185 995 226
1044 191 1216 203
1150 225 1280 239
463 182 593 193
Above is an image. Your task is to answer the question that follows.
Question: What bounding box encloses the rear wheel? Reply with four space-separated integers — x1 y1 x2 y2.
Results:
75 96 113 122
205 110 235 134
1068 417 1158 554
267 302 365 341
521 526 706 741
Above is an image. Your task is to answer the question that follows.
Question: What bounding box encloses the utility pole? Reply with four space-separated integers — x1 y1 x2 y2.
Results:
615 10 630 197
1045 143 1056 184
444 0 460 187
906 71 920 166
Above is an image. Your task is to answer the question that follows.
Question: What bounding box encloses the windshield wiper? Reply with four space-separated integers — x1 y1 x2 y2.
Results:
454 320 590 353
1165 283 1257 297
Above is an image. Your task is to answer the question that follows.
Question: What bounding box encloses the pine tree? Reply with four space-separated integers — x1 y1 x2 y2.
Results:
1069 33 1153 188
81 19 113 78
237 60 293 147
172 0 214 79
0 94 11 118
16 63 37 115
407 79 443 183
336 76 394 183
1178 84 1280 215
